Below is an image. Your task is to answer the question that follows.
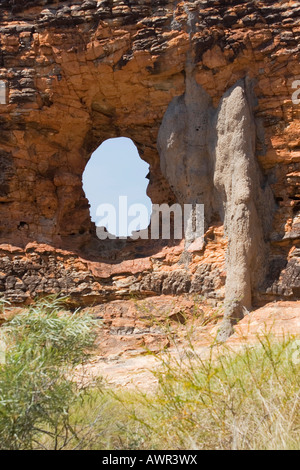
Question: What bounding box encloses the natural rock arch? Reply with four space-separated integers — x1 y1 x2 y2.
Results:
0 1 298 336
82 136 152 237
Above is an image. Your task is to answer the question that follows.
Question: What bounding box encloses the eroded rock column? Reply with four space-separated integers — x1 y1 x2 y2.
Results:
211 81 274 340
157 75 275 340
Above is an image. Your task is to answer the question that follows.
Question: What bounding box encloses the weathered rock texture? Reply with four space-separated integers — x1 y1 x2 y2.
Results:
0 0 299 335
158 74 276 337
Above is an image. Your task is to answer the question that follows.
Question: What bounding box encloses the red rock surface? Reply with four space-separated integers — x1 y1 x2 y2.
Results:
74 298 300 390
0 1 298 336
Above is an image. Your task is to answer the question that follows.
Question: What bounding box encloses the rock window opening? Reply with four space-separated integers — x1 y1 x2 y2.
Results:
82 137 152 238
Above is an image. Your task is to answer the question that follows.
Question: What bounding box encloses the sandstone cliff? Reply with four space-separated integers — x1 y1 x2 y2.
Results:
0 0 299 337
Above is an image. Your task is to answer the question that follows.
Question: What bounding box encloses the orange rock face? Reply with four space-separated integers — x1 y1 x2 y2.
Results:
0 0 298 313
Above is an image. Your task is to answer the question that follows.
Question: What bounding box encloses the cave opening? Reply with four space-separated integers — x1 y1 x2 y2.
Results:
82 137 152 239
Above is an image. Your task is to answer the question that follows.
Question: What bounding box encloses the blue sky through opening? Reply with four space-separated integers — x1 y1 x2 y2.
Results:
82 137 152 237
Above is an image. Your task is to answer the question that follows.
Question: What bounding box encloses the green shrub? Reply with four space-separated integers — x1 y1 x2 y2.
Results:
0 297 98 450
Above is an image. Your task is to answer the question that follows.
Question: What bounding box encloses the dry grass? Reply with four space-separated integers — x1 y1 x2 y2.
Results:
67 331 300 450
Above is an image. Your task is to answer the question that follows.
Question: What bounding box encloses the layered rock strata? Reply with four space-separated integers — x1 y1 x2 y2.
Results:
0 1 298 337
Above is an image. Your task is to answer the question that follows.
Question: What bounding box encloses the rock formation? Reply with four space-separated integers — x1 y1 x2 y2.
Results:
0 0 299 338
158 73 275 338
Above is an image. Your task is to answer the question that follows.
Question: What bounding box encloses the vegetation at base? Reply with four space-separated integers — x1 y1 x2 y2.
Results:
0 297 299 450
0 297 99 450
140 335 300 450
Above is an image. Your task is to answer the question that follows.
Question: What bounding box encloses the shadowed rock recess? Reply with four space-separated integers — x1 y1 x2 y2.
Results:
0 0 299 338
